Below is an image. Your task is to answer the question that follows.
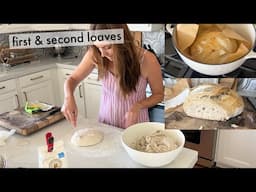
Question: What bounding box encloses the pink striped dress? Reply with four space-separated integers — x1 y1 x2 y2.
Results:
98 52 149 129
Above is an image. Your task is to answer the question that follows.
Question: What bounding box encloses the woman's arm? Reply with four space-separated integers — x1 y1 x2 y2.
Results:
125 50 164 127
61 48 96 127
136 50 164 109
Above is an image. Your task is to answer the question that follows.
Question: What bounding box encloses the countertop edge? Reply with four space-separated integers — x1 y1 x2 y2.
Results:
0 58 82 82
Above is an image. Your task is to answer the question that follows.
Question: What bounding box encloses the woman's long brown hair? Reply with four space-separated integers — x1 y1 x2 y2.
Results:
89 24 141 97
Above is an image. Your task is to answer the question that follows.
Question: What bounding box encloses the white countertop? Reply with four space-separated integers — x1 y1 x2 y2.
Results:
0 57 100 82
0 57 81 82
0 117 198 168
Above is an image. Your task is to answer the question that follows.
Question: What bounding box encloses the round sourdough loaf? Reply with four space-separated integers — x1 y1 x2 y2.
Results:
183 84 244 121
190 28 238 64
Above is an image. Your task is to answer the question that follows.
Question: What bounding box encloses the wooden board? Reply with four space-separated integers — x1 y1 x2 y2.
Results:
165 97 256 130
0 107 65 135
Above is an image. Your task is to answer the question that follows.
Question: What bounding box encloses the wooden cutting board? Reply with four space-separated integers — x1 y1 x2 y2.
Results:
165 97 256 130
0 107 65 135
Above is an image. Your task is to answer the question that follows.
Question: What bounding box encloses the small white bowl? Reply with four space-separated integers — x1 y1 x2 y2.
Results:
121 122 185 167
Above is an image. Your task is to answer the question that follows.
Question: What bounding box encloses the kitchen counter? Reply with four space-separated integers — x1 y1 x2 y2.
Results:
0 117 198 168
0 57 82 82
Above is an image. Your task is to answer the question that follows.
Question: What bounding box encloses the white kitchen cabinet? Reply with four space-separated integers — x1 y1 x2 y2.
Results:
215 129 256 168
127 24 164 31
19 81 55 105
0 69 56 113
0 90 19 113
18 70 52 88
0 88 19 113
58 68 86 118
0 79 19 113
17 69 56 106
84 72 102 119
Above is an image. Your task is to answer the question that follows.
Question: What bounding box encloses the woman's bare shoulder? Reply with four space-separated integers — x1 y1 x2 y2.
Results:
72 48 96 79
79 48 97 66
141 49 160 66
140 48 161 77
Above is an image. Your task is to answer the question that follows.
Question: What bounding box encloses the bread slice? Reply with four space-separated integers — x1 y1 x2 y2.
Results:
183 84 244 121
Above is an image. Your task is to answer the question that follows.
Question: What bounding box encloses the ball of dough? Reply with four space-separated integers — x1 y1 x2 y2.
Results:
71 129 104 147
190 28 238 64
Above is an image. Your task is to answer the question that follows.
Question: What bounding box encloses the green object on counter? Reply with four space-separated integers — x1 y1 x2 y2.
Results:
24 102 41 114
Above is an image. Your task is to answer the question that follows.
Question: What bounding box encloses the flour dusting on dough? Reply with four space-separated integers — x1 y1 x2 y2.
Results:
131 130 178 153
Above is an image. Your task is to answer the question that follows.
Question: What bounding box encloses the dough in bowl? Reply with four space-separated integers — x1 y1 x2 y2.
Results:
71 129 104 147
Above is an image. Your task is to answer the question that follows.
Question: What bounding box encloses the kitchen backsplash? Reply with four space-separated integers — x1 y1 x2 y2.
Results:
0 32 87 61
0 33 8 47
142 31 165 64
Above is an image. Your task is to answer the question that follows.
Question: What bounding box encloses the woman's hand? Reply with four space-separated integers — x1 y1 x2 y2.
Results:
124 103 141 128
61 96 78 128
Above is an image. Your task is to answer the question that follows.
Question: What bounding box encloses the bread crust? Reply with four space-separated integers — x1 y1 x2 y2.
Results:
190 28 238 64
183 84 244 121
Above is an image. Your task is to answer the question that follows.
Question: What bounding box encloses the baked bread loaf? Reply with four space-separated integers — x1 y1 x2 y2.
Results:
183 84 244 121
190 28 238 64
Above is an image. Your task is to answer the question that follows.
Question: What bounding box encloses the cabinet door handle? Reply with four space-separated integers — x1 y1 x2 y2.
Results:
88 76 98 81
87 82 100 86
0 86 6 89
30 75 44 81
65 73 71 76
23 92 28 102
15 94 20 108
79 84 83 98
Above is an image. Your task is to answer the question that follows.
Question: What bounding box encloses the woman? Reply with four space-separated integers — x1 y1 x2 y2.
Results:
61 24 164 129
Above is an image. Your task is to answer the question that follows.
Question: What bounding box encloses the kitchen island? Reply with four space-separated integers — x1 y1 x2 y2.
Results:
0 117 198 168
